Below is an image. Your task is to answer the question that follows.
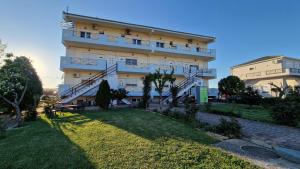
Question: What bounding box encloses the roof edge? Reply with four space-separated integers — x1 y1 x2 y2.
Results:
63 11 216 43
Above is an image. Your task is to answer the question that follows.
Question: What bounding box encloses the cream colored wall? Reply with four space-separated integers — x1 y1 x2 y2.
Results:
232 58 283 80
74 22 208 50
63 21 212 93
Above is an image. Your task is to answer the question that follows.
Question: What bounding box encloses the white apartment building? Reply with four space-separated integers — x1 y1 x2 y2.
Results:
58 12 217 105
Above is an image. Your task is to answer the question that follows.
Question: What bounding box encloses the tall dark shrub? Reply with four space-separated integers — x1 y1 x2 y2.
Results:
0 118 5 139
170 86 178 107
95 80 111 109
142 75 151 109
239 86 262 106
270 99 300 126
184 96 198 122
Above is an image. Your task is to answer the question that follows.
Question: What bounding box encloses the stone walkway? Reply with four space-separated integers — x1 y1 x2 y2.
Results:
197 112 300 151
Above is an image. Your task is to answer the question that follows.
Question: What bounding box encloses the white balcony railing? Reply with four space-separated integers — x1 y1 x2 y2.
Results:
63 29 216 59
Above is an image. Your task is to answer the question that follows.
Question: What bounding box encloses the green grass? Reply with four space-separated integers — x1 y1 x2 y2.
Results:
210 103 274 123
0 109 259 169
210 103 300 127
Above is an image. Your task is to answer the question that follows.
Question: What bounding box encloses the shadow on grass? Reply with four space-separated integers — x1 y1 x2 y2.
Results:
0 116 96 169
69 108 216 144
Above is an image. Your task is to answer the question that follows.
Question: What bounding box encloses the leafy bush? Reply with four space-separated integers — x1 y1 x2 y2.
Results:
0 118 5 139
95 80 111 109
170 86 178 107
270 100 300 126
25 106 38 121
238 86 262 106
204 102 212 112
215 118 241 138
161 108 170 116
142 75 151 109
260 97 281 108
111 88 128 102
169 111 186 120
44 106 55 119
184 96 199 122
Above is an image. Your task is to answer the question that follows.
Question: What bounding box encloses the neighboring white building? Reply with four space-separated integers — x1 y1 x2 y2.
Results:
58 12 217 105
231 56 300 97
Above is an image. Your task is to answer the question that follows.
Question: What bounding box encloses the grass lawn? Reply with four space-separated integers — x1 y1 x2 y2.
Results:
0 109 259 169
210 103 273 123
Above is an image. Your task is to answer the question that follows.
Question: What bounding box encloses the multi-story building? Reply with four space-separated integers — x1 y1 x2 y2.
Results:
58 12 217 105
231 56 300 97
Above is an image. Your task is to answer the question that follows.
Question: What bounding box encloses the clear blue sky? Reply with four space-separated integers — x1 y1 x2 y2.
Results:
1 0 299 88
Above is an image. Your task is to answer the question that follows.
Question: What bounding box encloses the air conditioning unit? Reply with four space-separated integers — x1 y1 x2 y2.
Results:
73 73 80 78
92 24 98 30
125 29 131 35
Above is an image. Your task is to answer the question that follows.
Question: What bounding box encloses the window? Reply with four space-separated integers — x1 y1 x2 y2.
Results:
125 59 137 65
126 83 137 87
249 67 254 70
80 31 85 38
86 32 91 38
133 39 142 45
80 31 91 39
72 73 80 78
196 47 200 52
156 42 164 48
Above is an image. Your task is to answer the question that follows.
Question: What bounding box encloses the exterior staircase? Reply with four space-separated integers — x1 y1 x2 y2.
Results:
163 70 204 103
59 64 117 104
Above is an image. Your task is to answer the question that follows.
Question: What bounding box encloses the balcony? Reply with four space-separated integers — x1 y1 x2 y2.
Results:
243 68 300 80
60 56 107 71
60 57 216 78
62 29 216 60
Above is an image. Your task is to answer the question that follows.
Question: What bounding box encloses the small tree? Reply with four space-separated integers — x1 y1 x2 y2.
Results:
170 86 179 107
95 80 111 109
184 96 198 122
142 75 151 109
218 76 245 101
269 82 290 98
0 54 42 127
150 68 175 111
111 88 128 103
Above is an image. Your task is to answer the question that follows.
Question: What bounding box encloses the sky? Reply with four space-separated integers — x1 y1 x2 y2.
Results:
0 0 299 88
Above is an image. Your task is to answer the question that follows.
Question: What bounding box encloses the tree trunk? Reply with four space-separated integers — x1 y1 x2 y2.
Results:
14 104 23 127
159 94 162 112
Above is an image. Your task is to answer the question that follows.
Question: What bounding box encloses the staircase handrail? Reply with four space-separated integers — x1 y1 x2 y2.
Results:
60 64 117 97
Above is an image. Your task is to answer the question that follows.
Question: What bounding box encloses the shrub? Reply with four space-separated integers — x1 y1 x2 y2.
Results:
261 97 281 108
169 111 185 120
184 96 199 122
270 101 300 126
95 80 111 109
238 86 262 106
162 108 170 116
0 118 5 139
25 106 38 121
111 88 128 103
44 106 55 119
142 75 151 109
204 102 212 112
170 86 178 107
215 118 241 138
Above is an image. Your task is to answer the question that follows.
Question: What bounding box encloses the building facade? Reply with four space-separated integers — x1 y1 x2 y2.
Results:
231 56 300 97
58 12 217 105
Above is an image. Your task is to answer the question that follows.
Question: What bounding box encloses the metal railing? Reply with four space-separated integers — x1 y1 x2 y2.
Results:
64 29 216 57
60 64 117 98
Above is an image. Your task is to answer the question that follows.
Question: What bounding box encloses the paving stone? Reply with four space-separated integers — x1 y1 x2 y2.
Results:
197 112 300 151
